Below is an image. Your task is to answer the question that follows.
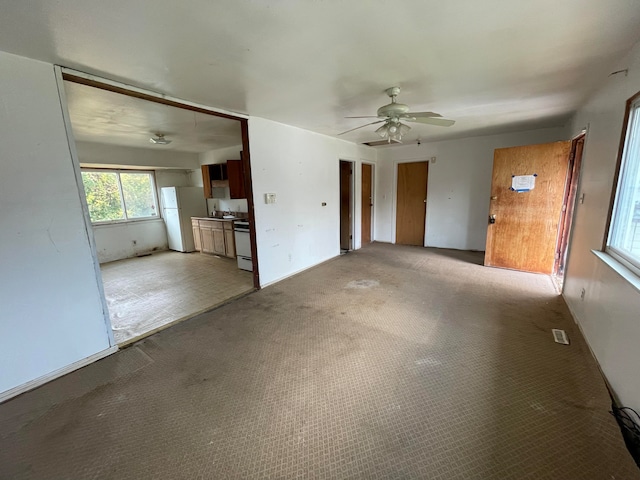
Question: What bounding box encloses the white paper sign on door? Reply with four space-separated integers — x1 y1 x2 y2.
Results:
511 174 536 192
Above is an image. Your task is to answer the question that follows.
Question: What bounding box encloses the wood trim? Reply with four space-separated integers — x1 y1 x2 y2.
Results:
603 89 640 250
241 120 261 289
61 73 244 121
554 134 585 277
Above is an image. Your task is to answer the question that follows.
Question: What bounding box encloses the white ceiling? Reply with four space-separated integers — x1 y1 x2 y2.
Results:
64 81 242 153
1 0 640 145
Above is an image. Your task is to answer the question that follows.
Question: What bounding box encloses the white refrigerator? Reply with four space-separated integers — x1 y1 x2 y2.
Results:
161 187 207 252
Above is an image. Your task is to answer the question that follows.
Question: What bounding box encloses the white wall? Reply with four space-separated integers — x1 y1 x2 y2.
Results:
0 52 112 395
563 40 640 411
375 127 568 250
248 117 376 286
92 220 168 264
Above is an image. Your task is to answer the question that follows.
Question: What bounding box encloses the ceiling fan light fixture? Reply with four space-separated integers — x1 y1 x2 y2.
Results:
150 133 172 145
375 124 389 138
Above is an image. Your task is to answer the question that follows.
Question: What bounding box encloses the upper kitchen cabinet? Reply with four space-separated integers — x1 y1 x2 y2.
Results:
201 163 228 198
201 157 246 199
227 159 245 199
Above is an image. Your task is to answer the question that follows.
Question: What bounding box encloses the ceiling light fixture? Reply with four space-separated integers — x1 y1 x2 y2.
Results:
375 120 410 143
149 134 172 145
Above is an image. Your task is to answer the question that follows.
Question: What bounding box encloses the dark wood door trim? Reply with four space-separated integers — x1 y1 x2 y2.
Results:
554 134 585 279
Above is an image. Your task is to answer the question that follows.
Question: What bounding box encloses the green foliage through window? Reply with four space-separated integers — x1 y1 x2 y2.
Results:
81 170 157 223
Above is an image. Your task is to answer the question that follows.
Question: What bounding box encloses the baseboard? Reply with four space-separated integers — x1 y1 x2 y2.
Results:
0 346 118 404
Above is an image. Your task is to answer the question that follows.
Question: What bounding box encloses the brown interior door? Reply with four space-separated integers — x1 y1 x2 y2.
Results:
485 141 571 274
396 161 428 246
361 163 373 244
340 161 352 250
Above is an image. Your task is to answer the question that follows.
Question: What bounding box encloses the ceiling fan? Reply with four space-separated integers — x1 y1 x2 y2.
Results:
338 86 455 142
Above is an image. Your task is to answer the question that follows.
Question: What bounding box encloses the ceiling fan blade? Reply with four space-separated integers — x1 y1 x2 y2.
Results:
403 111 443 118
338 120 385 135
406 117 455 127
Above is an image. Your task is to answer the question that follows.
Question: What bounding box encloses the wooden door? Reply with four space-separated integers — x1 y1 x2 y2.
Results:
340 161 352 250
485 141 571 274
396 161 428 246
362 163 373 244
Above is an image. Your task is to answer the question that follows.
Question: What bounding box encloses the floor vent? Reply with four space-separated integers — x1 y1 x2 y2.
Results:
552 329 570 345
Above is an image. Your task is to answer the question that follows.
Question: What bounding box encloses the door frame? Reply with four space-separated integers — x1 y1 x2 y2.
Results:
392 157 431 245
56 67 260 290
339 159 356 251
361 161 375 246
554 129 588 289
54 66 262 346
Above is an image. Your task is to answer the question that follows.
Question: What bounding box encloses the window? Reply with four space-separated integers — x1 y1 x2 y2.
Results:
81 169 158 223
607 92 640 275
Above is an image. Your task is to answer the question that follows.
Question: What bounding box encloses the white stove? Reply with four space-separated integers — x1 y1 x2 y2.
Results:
234 219 252 271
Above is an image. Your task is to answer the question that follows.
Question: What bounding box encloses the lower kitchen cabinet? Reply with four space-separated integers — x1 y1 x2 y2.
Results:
224 226 235 258
195 218 236 258
192 219 202 252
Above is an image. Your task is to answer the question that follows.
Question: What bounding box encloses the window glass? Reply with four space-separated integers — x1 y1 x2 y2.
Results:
120 172 157 219
81 169 158 223
81 171 124 222
609 99 640 268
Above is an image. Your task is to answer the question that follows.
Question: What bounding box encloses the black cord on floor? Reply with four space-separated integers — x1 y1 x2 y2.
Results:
611 406 640 468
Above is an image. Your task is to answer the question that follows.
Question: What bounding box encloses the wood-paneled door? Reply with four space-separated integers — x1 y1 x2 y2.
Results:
485 141 571 274
339 161 352 251
396 161 428 246
361 163 373 245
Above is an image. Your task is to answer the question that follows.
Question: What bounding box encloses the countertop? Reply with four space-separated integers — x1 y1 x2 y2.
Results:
192 216 238 222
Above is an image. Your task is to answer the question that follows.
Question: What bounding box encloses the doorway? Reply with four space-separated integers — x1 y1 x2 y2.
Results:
59 69 260 346
339 160 353 252
484 141 572 274
361 163 374 245
554 134 586 288
396 161 428 246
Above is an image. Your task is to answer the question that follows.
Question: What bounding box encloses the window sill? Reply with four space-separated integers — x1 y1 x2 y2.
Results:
592 250 640 293
92 218 163 228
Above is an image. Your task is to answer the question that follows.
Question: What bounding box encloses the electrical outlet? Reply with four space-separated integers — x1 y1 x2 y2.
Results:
580 288 586 300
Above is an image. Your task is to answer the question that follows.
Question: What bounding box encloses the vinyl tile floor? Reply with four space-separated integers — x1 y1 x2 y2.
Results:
100 250 254 345
0 243 637 479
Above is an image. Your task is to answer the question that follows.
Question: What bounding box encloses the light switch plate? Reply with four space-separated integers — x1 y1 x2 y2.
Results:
265 193 276 204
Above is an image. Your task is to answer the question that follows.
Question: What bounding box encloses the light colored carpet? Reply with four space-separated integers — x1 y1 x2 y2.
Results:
0 243 637 479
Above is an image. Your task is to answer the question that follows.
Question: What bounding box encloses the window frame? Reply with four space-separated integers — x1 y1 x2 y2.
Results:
81 168 160 225
604 90 640 278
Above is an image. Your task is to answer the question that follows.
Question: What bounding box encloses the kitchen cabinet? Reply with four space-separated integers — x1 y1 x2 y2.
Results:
227 159 246 199
192 218 202 252
224 222 235 257
201 158 246 199
201 163 228 198
195 218 236 258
